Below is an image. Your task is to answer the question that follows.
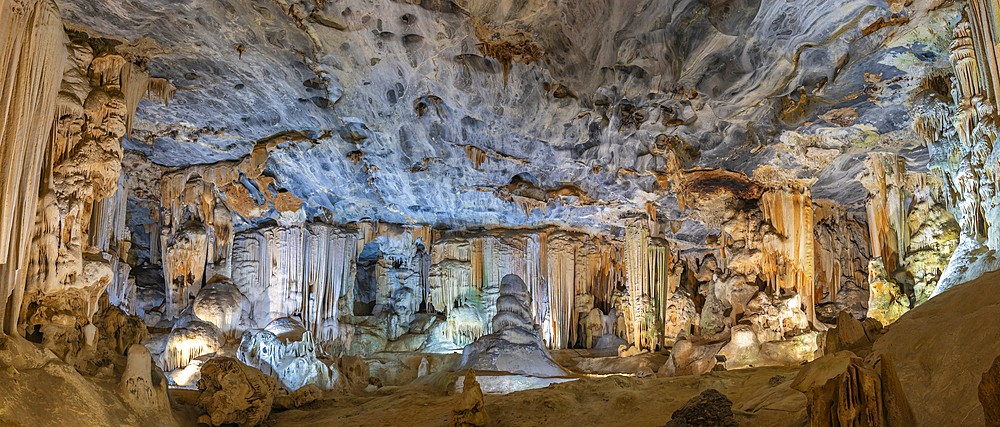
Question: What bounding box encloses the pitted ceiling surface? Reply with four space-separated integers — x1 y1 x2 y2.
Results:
56 0 954 236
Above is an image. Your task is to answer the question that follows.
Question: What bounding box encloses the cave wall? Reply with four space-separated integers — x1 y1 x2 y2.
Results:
2 0 999 401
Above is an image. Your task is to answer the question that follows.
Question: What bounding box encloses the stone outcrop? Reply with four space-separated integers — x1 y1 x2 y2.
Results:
237 317 338 391
662 388 738 427
660 331 728 377
794 353 914 427
197 357 278 427
980 354 1000 427
867 269 1000 426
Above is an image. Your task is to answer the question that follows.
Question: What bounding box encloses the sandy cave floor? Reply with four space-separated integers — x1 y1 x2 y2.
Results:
171 365 805 427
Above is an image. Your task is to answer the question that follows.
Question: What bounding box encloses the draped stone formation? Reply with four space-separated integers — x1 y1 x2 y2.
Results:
231 223 357 345
921 6 1000 296
0 0 66 335
425 229 624 351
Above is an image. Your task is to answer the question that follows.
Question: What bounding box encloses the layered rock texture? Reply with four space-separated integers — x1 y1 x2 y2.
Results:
3 0 1000 425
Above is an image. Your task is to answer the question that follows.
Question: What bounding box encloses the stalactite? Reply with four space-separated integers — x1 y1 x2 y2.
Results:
143 77 176 107
89 173 130 255
120 61 149 137
300 223 355 343
91 173 134 313
0 0 67 334
863 153 909 274
426 229 623 349
618 227 675 349
163 221 208 317
159 171 235 300
967 0 1000 107
105 253 134 314
759 184 818 328
510 195 546 221
464 145 488 171
231 223 357 344
624 227 649 348
546 232 578 348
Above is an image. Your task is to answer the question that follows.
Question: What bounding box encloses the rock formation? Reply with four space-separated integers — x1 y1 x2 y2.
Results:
662 388 739 427
197 356 278 427
660 331 729 377
455 274 568 377
980 354 1000 427
1 0 1000 425
237 317 338 391
794 353 915 427
451 370 488 427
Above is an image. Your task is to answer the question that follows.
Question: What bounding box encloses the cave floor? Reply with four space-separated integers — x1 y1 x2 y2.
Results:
246 365 805 427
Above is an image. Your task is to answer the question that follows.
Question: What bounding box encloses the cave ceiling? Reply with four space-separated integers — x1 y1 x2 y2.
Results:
55 0 956 241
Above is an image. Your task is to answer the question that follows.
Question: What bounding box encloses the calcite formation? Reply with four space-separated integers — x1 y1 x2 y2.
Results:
794 353 915 427
451 370 488 427
237 317 338 391
980 354 1000 426
3 0 1000 425
455 274 568 377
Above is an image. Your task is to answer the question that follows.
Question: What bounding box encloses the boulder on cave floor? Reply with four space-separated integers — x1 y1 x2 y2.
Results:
197 356 278 427
662 388 739 427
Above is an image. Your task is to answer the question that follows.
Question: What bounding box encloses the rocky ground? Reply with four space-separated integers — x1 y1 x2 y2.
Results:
260 366 804 427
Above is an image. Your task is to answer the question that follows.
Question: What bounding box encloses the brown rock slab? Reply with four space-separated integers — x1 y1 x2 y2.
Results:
980 354 1000 427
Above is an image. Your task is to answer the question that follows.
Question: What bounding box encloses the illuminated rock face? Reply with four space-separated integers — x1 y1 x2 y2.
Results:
6 1 1000 425
866 258 909 326
237 318 338 391
49 0 946 232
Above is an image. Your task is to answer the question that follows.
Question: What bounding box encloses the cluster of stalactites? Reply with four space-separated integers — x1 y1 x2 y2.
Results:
965 0 1000 110
155 152 278 313
945 9 1000 250
524 231 625 349
464 145 488 171
427 230 624 349
159 175 235 318
89 173 131 256
863 153 909 275
160 176 233 263
759 184 817 327
231 223 357 345
622 226 674 349
95 175 134 313
0 0 67 334
812 200 868 304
